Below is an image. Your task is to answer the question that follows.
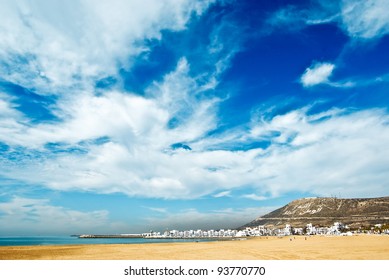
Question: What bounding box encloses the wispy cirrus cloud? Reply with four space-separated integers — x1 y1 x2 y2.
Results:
267 0 389 41
143 207 168 214
0 58 225 199
241 194 268 201
213 191 232 198
0 0 214 95
265 3 339 32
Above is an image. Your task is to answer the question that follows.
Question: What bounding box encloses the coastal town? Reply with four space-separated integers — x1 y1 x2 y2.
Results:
143 222 389 238
79 222 389 239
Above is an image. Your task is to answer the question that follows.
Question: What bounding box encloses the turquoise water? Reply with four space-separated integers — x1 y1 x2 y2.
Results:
0 236 214 246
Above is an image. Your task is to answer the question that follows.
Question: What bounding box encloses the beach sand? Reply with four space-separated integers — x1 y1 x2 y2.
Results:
1 235 388 260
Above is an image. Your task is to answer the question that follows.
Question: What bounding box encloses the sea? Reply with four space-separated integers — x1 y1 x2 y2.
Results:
0 236 215 246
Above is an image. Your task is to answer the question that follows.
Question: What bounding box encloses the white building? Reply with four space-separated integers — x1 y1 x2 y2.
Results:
284 224 292 236
306 223 316 235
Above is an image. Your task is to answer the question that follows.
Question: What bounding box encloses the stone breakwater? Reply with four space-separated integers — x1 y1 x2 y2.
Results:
78 234 237 240
79 234 143 238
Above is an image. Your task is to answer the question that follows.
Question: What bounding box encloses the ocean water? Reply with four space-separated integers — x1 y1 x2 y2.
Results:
0 236 214 246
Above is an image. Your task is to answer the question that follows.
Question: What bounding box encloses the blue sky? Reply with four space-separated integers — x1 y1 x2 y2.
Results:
1 0 389 235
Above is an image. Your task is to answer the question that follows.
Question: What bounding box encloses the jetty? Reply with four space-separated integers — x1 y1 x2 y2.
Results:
78 234 143 238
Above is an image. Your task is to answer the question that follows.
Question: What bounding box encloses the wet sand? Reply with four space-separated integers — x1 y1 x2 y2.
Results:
1 235 388 260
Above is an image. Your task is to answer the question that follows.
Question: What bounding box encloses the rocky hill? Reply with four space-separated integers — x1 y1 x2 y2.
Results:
240 196 389 229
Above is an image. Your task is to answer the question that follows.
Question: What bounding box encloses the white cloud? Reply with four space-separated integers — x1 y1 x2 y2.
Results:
0 57 221 149
0 58 225 199
3 102 389 200
241 194 267 201
246 108 389 198
144 207 168 214
0 196 127 235
1 1 389 203
0 0 214 94
213 191 231 198
341 0 389 39
299 62 388 90
0 94 20 118
300 62 335 87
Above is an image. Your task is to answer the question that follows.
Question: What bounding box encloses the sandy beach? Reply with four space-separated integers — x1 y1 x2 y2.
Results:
1 235 388 260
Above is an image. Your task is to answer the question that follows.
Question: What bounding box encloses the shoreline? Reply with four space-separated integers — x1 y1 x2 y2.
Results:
1 235 388 260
